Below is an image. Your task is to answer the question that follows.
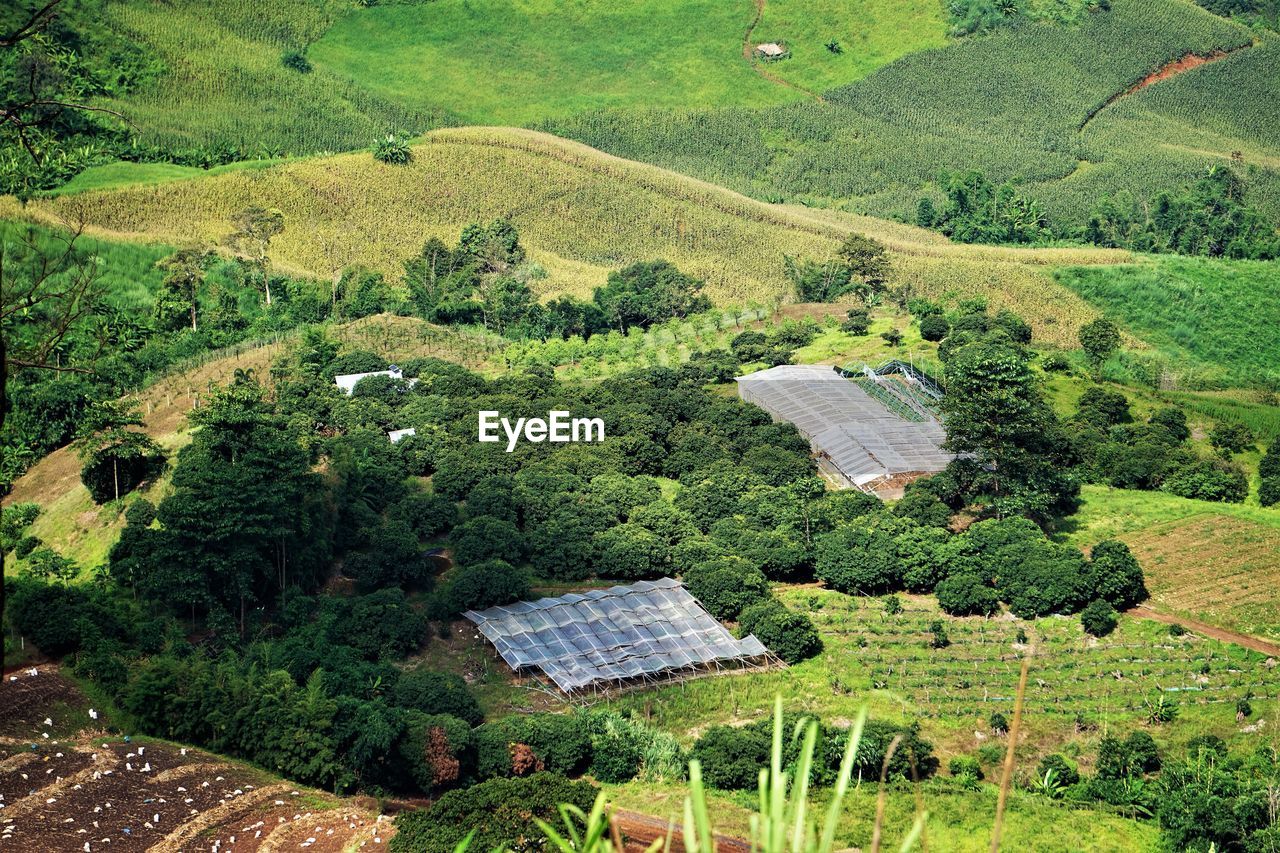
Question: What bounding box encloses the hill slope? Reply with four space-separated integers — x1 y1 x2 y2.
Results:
546 0 1275 227
13 127 1128 344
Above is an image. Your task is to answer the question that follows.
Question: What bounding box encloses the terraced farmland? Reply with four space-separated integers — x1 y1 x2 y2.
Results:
0 668 388 852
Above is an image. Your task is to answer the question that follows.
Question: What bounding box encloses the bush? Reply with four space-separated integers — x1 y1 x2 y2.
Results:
1161 459 1248 502
1169 623 1186 637
438 559 531 615
397 712 473 790
689 724 771 789
919 314 950 341
1036 754 1080 786
393 492 457 539
0 502 40 550
1080 599 1118 637
841 309 870 335
391 773 597 853
14 535 41 559
935 572 1000 616
281 50 312 73
682 557 770 620
80 450 162 504
814 524 899 595
374 134 412 165
391 670 483 726
473 714 592 779
949 755 984 781
738 599 821 663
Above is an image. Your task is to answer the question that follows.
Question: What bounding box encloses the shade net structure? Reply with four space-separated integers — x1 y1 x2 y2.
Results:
736 364 952 491
465 578 779 695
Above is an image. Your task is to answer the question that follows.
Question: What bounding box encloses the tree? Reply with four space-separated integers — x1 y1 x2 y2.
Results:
919 314 950 341
71 398 162 503
814 524 900 594
941 340 1076 518
154 246 211 331
836 234 890 302
594 523 669 580
738 599 821 663
1078 318 1120 377
935 573 1000 616
1209 421 1254 457
1080 599 1118 636
593 260 710 331
682 556 770 619
1087 539 1147 609
224 206 285 305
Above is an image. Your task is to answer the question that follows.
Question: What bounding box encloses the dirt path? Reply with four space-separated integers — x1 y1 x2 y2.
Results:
741 0 824 102
1126 605 1280 658
1079 44 1252 131
614 808 752 853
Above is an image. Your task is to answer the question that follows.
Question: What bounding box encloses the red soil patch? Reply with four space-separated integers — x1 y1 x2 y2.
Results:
1082 45 1251 129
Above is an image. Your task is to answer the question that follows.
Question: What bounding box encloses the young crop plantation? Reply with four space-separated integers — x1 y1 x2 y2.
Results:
3 0 1278 850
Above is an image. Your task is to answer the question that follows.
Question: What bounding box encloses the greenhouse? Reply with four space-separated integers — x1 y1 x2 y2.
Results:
465 578 779 695
736 363 952 492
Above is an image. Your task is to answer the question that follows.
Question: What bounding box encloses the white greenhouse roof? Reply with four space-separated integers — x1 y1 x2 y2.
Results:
736 364 951 488
465 578 776 694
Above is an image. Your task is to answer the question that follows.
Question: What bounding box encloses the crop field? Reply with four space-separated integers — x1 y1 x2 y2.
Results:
1124 514 1280 643
0 668 387 852
97 0 445 156
309 0 947 125
604 588 1280 764
547 0 1271 227
603 778 1162 852
1056 257 1280 387
19 127 1126 344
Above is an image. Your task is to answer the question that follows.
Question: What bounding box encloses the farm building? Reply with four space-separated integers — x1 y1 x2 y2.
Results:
736 362 951 495
333 365 418 395
754 42 790 60
465 578 780 696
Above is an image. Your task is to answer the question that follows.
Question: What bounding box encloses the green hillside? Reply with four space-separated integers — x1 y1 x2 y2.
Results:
13 127 1128 344
545 0 1275 227
1056 256 1280 386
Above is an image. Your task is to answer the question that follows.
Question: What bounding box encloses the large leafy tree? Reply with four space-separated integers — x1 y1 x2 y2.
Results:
941 339 1077 519
224 206 285 305
593 260 709 331
71 398 161 503
153 246 212 331
129 375 327 631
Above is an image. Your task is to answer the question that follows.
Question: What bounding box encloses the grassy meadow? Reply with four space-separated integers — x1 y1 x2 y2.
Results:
1055 256 1280 387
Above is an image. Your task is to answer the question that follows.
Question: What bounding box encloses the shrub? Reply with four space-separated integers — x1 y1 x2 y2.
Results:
586 715 648 783
919 314 950 342
936 572 1000 616
1080 599 1118 637
281 50 312 73
8 579 127 658
841 309 871 335
392 492 457 539
1169 623 1186 637
14 535 41 559
928 619 951 648
390 773 597 853
0 502 40 550
1042 353 1070 372
689 724 772 790
1036 754 1080 786
438 559 531 615
682 557 769 620
949 755 983 780
473 714 592 779
374 134 412 165
327 350 386 375
391 670 483 726
738 599 821 663
989 712 1009 735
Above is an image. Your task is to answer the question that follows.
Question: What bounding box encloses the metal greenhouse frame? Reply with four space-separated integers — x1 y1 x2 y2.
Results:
464 578 782 697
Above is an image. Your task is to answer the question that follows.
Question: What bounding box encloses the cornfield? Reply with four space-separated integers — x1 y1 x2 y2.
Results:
25 128 1122 345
